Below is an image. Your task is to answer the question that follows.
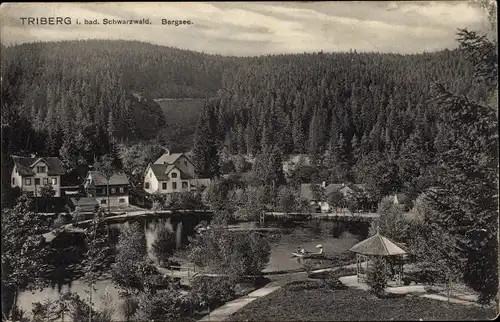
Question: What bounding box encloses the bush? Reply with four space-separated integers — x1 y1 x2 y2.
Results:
31 291 111 322
111 222 148 294
151 223 176 267
367 257 388 297
190 275 236 311
133 287 184 321
53 214 69 228
121 296 139 322
188 226 271 278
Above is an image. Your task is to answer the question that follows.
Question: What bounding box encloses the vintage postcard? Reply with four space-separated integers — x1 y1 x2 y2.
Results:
1 1 498 321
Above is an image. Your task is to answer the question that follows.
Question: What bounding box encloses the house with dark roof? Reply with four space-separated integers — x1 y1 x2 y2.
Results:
143 151 210 195
11 155 65 197
300 182 373 213
83 171 130 208
68 197 100 214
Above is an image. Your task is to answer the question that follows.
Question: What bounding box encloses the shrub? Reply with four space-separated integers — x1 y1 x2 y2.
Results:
53 214 69 228
367 256 388 297
190 276 236 311
133 287 184 321
151 223 176 267
188 226 271 278
111 222 148 294
32 291 110 322
121 296 139 322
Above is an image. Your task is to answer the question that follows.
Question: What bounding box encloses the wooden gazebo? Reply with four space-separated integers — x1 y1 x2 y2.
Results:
350 232 409 285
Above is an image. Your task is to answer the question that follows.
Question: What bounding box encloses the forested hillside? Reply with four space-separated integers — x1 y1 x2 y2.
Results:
156 98 208 152
1 40 240 188
1 39 487 201
193 48 490 200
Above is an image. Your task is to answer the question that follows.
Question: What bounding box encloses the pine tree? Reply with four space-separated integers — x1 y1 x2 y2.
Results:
192 102 220 178
107 110 115 145
425 29 498 304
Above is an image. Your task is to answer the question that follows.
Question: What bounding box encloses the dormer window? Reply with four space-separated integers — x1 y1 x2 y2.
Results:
37 166 46 173
171 172 178 179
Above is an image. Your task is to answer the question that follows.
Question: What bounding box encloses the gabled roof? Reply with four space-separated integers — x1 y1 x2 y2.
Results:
70 197 99 206
150 164 176 181
154 153 189 165
149 164 193 181
350 232 408 256
12 155 65 176
88 171 129 186
300 183 367 201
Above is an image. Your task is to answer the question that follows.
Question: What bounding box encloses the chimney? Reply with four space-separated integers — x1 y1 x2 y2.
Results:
164 148 170 156
322 181 326 188
30 153 36 158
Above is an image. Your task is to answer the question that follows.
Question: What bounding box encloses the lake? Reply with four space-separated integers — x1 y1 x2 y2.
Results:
17 218 368 320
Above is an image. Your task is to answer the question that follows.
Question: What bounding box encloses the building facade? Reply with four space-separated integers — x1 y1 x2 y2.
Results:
11 155 64 197
143 152 210 195
83 171 130 208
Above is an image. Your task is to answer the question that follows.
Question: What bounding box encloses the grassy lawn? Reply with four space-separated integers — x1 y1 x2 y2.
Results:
229 281 497 321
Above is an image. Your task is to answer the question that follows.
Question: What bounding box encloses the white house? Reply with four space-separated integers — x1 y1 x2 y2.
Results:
143 151 210 195
11 155 65 197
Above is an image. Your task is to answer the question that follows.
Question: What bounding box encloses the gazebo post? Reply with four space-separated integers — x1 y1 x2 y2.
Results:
356 253 360 282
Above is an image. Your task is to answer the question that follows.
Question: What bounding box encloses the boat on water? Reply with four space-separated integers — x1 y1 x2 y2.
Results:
292 244 325 259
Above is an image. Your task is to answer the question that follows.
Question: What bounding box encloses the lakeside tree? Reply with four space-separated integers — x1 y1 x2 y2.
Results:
111 222 148 295
188 223 271 278
377 198 408 243
1 196 52 319
276 186 300 214
425 28 498 304
81 209 112 322
151 223 177 267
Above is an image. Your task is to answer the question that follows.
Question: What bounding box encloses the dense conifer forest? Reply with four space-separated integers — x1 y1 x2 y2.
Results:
0 38 490 200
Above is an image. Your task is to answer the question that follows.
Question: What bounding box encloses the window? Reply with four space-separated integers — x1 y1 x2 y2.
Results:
15 167 18 173
100 199 107 205
162 182 167 190
171 172 178 178
43 178 48 185
111 188 116 194
150 172 152 178
51 178 57 185
37 166 46 173
119 198 125 203
12 178 15 185
119 187 124 193
172 182 177 190
182 181 188 189
184 161 188 166
145 182 150 189
97 188 103 195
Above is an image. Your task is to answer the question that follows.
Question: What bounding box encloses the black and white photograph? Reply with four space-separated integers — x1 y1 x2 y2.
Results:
1 1 498 321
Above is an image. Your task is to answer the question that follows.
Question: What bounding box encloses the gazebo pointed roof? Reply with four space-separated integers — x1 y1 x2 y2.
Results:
350 232 408 256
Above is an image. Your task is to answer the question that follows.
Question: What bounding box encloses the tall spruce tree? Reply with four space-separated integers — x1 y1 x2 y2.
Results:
426 29 498 304
192 101 220 178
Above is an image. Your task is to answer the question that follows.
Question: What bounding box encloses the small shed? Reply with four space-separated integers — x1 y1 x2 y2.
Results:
350 232 409 285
